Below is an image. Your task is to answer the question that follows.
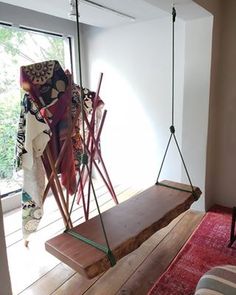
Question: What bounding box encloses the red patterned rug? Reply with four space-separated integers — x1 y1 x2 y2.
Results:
148 205 236 295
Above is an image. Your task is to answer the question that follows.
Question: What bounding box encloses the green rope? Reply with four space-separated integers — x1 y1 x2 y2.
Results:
156 133 173 183
157 182 195 196
172 7 176 126
65 0 116 267
65 164 85 230
172 134 195 195
75 0 86 159
158 181 198 201
85 164 113 251
156 6 196 198
65 229 116 266
66 229 107 252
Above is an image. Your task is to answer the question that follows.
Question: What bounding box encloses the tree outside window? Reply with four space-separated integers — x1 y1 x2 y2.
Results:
0 25 67 196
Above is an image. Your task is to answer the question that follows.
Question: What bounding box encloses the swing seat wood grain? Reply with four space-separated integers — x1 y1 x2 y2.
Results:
45 180 201 279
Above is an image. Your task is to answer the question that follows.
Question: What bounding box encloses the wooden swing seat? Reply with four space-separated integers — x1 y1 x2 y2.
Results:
45 180 201 279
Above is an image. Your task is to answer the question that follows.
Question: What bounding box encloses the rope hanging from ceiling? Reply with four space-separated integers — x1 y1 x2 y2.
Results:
156 6 197 200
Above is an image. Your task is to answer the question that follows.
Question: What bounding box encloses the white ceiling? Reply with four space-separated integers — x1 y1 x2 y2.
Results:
0 0 211 27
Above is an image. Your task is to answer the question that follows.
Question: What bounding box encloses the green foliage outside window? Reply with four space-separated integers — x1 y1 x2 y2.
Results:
0 25 65 180
0 95 20 178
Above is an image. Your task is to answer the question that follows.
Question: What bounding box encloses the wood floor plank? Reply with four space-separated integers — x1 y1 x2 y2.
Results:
116 210 204 295
19 263 75 295
51 273 103 295
83 211 187 295
3 207 21 236
7 239 59 295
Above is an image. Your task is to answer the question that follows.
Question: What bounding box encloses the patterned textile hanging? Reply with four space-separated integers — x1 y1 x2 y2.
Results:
15 94 50 239
16 60 105 241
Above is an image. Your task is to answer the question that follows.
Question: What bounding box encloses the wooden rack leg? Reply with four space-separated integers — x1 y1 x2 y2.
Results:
45 146 73 228
84 115 118 204
86 160 93 220
76 111 117 219
66 189 69 211
77 73 104 217
76 164 88 202
81 136 118 209
81 110 118 203
85 122 98 219
85 108 107 217
77 165 88 220
50 180 69 227
42 180 51 204
42 155 70 227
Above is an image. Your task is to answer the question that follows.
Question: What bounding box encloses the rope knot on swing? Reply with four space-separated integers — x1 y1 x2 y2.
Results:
170 125 175 134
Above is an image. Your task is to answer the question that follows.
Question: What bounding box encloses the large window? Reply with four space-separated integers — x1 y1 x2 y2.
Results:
0 24 71 197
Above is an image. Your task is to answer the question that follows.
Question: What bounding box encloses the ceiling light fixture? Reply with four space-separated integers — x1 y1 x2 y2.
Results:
69 0 136 21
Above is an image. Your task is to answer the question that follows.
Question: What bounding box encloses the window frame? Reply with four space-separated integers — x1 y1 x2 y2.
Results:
0 22 73 200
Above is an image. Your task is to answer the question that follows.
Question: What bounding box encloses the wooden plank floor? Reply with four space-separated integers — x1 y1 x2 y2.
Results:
3 182 204 295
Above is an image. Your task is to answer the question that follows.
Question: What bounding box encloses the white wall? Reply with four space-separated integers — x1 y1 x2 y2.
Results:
182 16 213 211
82 17 186 188
82 15 213 211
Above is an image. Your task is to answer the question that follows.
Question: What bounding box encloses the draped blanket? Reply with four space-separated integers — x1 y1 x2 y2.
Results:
15 94 51 239
17 60 76 239
16 60 103 240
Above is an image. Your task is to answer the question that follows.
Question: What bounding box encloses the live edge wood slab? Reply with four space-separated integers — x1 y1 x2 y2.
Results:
45 180 201 279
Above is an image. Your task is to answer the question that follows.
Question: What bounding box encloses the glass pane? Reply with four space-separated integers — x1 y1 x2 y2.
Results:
0 25 68 196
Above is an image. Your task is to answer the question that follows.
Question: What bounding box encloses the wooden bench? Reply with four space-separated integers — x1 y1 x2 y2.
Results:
45 180 201 279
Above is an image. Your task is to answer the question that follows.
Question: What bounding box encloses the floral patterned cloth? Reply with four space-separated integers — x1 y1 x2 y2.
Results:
16 60 104 239
15 94 50 239
21 60 77 195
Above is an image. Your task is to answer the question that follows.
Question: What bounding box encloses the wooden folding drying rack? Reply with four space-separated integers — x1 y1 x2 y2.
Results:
41 73 118 229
